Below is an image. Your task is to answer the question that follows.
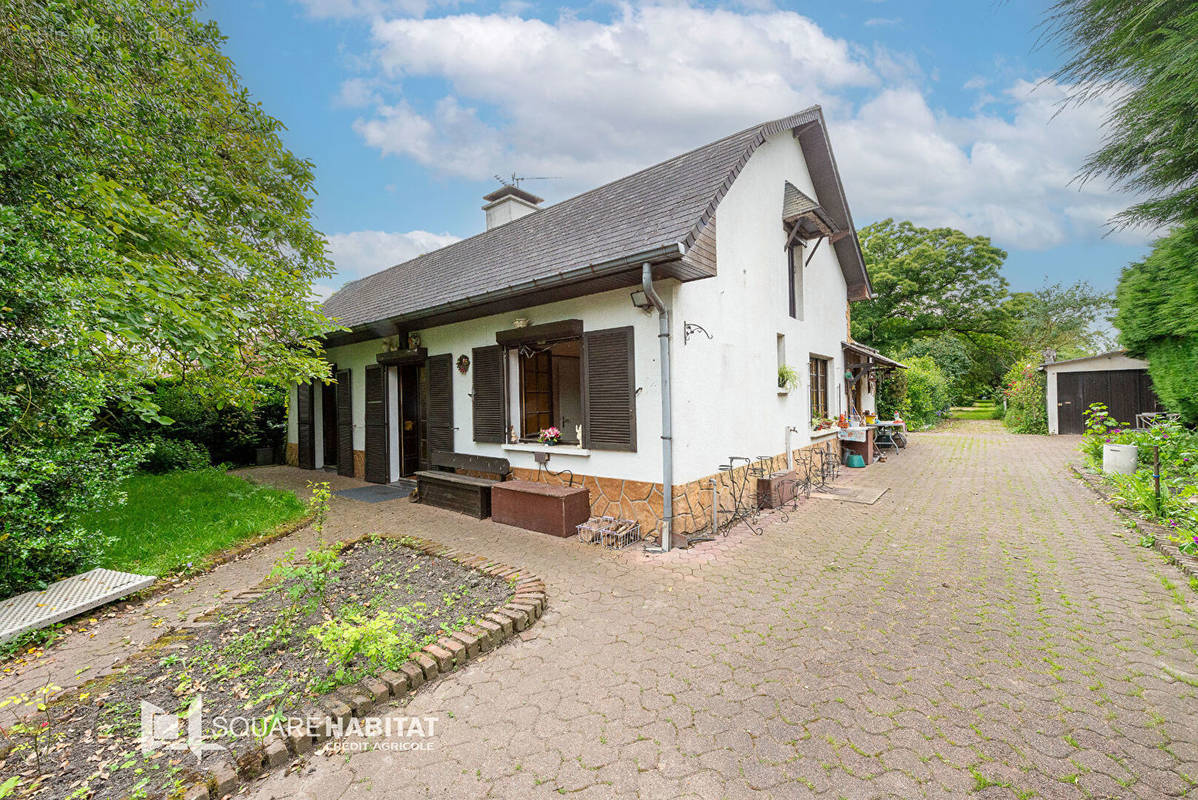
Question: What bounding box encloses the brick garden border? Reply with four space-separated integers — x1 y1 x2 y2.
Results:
160 534 546 800
1070 463 1198 582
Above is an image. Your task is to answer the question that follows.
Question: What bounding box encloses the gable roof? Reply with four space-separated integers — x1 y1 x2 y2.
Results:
323 107 871 344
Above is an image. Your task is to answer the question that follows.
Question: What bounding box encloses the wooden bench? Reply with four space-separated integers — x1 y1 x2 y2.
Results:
415 452 511 519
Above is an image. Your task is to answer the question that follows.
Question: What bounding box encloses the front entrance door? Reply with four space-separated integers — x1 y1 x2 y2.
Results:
398 364 420 478
321 381 338 468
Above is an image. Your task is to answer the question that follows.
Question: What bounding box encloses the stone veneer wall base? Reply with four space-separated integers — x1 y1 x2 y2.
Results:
510 439 842 543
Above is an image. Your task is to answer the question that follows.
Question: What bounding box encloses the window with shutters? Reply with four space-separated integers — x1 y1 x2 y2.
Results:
502 337 583 443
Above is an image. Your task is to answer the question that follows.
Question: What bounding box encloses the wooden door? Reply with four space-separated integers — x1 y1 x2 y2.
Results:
399 364 420 478
1056 372 1085 434
321 381 338 467
1058 369 1162 433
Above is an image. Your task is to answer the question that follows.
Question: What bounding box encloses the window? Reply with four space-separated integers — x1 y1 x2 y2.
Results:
506 338 582 443
788 243 805 320
809 356 829 419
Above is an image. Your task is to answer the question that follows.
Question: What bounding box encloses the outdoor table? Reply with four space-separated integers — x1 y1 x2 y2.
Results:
873 421 906 452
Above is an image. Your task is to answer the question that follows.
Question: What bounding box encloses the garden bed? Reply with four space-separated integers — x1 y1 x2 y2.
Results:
0 536 522 800
1072 464 1198 583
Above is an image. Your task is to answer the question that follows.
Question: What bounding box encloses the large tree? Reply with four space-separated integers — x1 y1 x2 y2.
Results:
1046 0 1198 229
1004 281 1114 360
1115 222 1198 423
0 0 335 594
851 219 1010 353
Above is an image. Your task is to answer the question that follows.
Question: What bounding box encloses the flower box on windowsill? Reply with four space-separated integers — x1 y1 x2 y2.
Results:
810 428 839 441
502 443 591 457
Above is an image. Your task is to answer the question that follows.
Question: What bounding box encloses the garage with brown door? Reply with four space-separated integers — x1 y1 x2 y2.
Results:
1044 350 1163 434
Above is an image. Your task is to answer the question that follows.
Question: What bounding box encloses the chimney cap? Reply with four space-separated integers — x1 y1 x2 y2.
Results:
483 184 543 205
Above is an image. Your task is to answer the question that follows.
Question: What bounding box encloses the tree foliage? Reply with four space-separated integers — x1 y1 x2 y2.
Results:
852 219 1010 353
0 0 336 594
901 335 973 405
1046 0 1198 229
1004 281 1114 360
1115 221 1198 423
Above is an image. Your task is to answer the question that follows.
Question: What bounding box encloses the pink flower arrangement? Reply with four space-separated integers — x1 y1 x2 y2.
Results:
538 426 562 444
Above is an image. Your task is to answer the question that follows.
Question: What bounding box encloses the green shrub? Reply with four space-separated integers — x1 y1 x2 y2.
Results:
1080 403 1129 467
0 434 146 597
899 356 952 429
1001 358 1047 434
901 334 972 405
106 379 287 466
1089 420 1198 545
139 436 210 474
1115 221 1198 424
309 610 419 685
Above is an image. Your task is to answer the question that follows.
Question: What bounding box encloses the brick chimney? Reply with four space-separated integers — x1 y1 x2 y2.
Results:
482 184 543 230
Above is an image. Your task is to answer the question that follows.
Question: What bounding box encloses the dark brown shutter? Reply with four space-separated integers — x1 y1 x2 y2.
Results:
296 381 315 469
335 369 353 477
472 345 505 444
583 326 636 451
364 364 389 484
427 353 455 456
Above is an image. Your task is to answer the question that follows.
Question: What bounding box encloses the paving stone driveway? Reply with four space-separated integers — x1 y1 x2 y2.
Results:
226 421 1198 800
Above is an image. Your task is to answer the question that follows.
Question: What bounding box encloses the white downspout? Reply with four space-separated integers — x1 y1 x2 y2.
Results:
641 263 673 552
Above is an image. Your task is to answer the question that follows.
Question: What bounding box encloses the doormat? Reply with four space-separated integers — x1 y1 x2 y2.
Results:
0 568 155 642
810 485 889 505
335 483 414 503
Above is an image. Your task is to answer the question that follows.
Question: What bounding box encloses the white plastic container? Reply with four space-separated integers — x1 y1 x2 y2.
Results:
1102 443 1139 475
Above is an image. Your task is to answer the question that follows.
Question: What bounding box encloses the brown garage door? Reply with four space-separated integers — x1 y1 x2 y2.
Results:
1057 369 1161 434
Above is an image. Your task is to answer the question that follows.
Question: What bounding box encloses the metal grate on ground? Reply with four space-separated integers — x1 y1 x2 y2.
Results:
0 568 155 643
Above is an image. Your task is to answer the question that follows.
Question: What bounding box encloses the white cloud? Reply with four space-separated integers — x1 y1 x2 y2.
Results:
323 229 461 289
334 77 380 108
355 6 875 187
865 17 901 27
831 79 1153 248
333 2 1147 253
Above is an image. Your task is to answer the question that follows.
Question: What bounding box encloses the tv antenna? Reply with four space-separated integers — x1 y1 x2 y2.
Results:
494 172 561 188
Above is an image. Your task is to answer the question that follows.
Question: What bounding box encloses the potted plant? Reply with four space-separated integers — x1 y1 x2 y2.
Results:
538 426 562 446
778 364 800 392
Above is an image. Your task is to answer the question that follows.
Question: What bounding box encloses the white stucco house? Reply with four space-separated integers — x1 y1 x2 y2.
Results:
287 107 892 545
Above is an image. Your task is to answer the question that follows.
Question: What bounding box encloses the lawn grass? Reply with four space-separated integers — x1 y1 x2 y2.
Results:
950 400 1003 420
82 468 308 577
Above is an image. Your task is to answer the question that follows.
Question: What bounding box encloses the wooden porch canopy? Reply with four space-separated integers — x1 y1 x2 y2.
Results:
376 347 427 366
842 340 906 379
495 319 582 347
782 181 852 263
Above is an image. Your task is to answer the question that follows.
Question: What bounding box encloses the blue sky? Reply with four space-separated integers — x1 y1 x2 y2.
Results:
202 0 1152 298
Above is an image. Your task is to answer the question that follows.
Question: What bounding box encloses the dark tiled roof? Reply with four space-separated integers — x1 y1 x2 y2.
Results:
323 106 869 332
783 181 819 219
